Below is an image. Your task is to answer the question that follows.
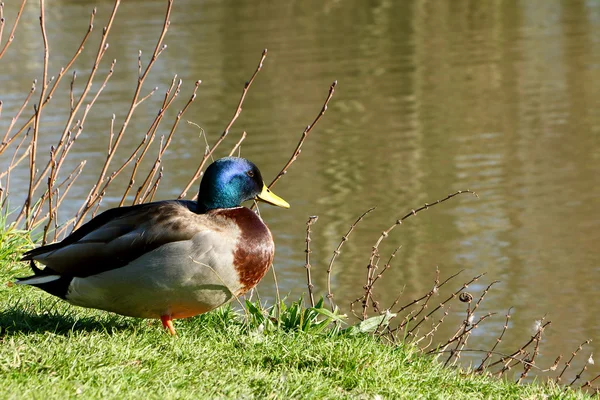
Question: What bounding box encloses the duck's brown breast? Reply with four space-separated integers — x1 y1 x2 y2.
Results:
213 207 275 295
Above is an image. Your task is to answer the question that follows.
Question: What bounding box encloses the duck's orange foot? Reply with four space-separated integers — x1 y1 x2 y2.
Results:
160 315 177 336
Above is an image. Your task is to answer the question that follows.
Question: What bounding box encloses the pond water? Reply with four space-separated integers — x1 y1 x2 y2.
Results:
1 0 599 380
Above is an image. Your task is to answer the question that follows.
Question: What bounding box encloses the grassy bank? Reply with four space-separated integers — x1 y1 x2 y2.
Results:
0 228 589 399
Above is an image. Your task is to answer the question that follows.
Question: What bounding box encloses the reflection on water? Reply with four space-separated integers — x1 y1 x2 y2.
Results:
1 0 599 377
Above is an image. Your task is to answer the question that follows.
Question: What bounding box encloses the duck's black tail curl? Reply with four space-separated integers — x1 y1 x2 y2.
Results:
15 261 71 300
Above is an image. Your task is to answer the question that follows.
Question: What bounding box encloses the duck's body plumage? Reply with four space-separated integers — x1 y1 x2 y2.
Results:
16 157 288 334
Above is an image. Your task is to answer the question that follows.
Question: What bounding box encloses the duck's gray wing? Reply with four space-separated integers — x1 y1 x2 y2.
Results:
21 200 204 277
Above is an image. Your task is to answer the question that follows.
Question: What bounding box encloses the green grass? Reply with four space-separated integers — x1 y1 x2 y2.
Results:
0 227 590 399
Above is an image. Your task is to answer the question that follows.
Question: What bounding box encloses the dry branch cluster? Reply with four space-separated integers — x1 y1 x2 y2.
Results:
0 0 334 244
306 191 599 392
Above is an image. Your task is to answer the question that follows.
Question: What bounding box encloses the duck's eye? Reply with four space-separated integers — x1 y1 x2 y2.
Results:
246 170 255 178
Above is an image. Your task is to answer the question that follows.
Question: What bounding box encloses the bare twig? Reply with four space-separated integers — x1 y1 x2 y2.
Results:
136 79 201 204
179 49 267 199
557 339 592 384
0 80 36 156
326 207 375 311
228 131 247 157
485 320 552 371
476 307 513 372
25 0 50 229
0 0 26 60
443 312 496 367
569 353 594 387
2 7 95 158
14 5 109 227
414 306 450 350
582 370 600 390
74 0 173 228
517 317 546 384
266 80 337 191
362 190 478 320
304 215 318 307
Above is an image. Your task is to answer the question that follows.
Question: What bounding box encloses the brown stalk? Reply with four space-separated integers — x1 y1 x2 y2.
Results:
228 131 247 157
582 371 600 390
265 80 337 192
74 0 173 228
399 268 441 333
370 246 402 315
136 135 165 203
376 269 465 341
0 127 31 181
434 349 540 371
444 312 497 366
392 269 464 315
69 71 76 111
414 306 450 350
0 80 36 156
42 146 57 244
485 320 552 371
135 79 201 204
119 75 177 207
51 161 85 241
0 128 31 208
543 355 563 373
31 59 115 234
476 307 513 373
557 339 592 384
142 167 163 204
14 5 111 226
25 0 49 229
444 281 499 365
517 317 547 384
3 7 95 159
304 215 318 307
362 190 478 320
2 8 95 161
405 273 484 351
179 49 267 199
569 354 593 386
442 312 496 367
0 0 26 60
326 207 375 311
495 353 530 378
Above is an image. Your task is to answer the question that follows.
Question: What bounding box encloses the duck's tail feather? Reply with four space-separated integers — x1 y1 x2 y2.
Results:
15 261 71 300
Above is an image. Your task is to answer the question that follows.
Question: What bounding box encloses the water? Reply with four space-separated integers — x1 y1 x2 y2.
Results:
1 0 599 379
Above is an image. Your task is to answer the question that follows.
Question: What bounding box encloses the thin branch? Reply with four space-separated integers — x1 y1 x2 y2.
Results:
362 190 478 320
136 79 201 204
304 215 318 307
3 7 95 158
557 339 592 384
179 49 267 199
228 131 247 157
476 307 513 372
0 80 36 156
74 0 172 228
327 207 375 311
26 0 50 229
0 0 27 60
517 316 546 384
485 321 552 371
266 80 337 190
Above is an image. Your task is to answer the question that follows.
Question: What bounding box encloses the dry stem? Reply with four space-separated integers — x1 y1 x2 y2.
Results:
179 49 267 199
304 215 319 307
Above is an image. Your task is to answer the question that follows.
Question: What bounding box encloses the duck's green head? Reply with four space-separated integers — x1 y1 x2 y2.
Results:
197 157 290 212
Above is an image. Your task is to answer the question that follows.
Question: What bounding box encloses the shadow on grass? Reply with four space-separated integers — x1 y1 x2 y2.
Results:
0 308 138 336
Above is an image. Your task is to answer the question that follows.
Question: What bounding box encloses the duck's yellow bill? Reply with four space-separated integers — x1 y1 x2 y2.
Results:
257 184 290 208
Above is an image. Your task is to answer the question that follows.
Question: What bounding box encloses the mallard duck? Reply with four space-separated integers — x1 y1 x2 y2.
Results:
16 157 289 335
